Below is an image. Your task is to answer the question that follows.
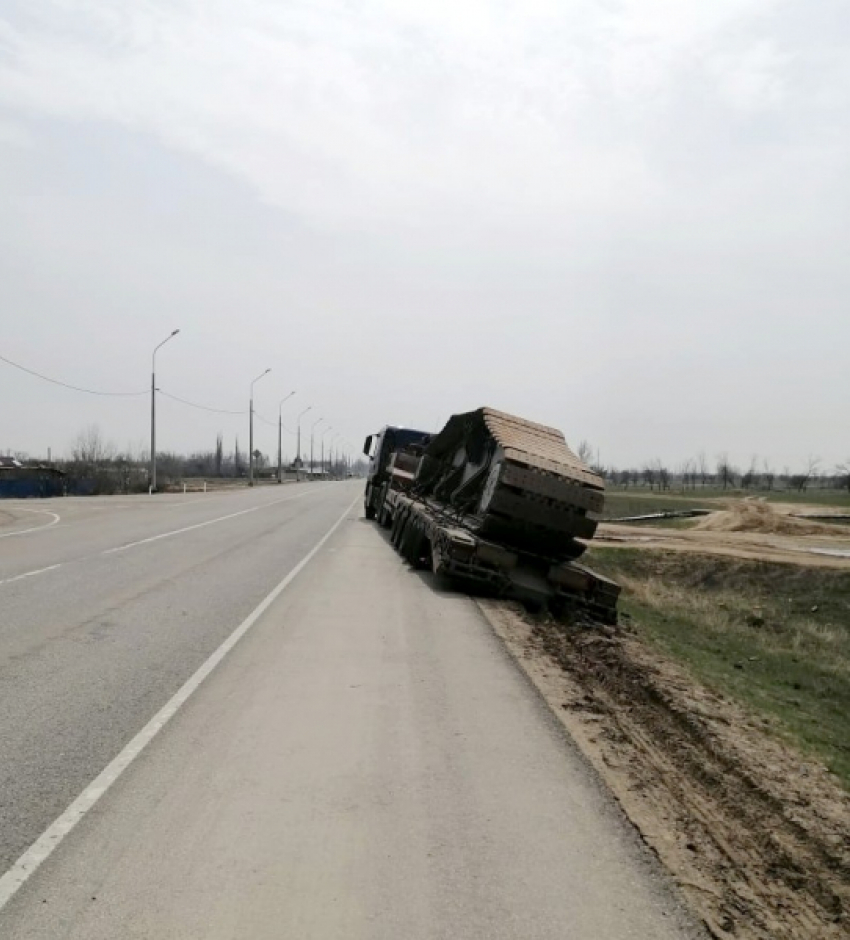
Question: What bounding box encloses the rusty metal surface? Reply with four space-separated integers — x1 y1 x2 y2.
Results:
480 408 603 491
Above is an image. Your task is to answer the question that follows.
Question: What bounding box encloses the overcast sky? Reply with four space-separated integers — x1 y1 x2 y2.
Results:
1 0 847 471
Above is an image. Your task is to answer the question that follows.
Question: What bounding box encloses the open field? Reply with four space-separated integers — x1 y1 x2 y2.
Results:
603 488 850 517
761 490 850 508
600 492 716 520
595 498 850 568
585 547 850 787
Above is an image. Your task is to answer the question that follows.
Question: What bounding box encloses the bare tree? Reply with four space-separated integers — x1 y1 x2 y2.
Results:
72 425 115 466
791 455 821 492
697 452 710 487
215 434 223 477
651 459 669 491
836 461 850 493
615 468 636 489
576 440 594 466
741 454 758 490
679 459 696 492
761 458 775 491
642 462 658 491
716 453 737 490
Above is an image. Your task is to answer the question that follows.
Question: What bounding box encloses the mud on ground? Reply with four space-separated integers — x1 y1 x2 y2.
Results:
480 600 850 940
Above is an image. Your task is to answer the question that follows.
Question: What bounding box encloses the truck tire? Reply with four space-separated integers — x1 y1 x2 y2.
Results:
391 510 408 548
401 522 427 568
398 520 417 561
377 484 392 528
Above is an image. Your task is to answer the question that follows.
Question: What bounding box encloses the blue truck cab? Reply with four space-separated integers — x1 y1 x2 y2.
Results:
362 426 431 519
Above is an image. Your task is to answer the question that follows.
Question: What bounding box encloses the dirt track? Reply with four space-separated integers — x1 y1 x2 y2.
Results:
482 601 850 940
597 500 850 568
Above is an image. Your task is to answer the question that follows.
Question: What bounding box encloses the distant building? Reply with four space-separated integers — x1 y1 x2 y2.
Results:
0 460 66 498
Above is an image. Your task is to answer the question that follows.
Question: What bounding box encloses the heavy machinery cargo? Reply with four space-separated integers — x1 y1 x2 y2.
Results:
363 408 620 621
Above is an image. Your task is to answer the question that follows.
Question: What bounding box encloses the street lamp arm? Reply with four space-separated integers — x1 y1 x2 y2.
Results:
152 329 180 369
250 367 272 393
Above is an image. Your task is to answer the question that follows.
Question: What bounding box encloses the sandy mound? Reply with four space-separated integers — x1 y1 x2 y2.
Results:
696 501 840 537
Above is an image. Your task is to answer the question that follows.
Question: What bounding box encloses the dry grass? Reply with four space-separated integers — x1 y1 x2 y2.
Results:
586 548 850 787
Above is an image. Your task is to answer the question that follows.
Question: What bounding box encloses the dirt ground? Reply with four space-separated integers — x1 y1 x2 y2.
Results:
480 599 850 940
597 500 850 568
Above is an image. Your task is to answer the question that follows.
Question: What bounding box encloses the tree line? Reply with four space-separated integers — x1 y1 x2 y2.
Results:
575 442 850 494
4 426 361 495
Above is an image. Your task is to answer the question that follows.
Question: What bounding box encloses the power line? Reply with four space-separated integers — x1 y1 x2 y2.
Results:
0 352 147 397
158 390 246 416
254 410 294 433
1 351 300 430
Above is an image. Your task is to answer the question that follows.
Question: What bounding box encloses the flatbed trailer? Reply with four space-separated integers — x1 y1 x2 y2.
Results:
378 488 620 622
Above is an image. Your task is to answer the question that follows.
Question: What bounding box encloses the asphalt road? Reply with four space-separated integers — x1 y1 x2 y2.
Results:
0 484 703 938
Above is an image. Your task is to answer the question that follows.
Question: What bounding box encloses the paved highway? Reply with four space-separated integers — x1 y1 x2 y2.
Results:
0 483 702 938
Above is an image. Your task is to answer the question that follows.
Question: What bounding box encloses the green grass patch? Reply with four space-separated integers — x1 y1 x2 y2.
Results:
604 486 850 510
600 492 716 520
585 547 850 789
762 491 850 508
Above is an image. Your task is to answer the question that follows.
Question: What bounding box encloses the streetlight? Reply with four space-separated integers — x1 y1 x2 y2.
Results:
249 368 271 487
329 431 341 479
296 405 312 480
321 426 333 479
277 390 296 483
150 329 180 493
310 416 324 480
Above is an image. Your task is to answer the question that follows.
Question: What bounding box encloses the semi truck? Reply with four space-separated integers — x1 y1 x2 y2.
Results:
363 408 619 621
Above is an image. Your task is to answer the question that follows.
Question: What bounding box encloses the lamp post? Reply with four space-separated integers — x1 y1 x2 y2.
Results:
329 432 340 479
150 329 180 493
321 426 333 479
310 416 324 480
277 390 296 483
249 368 271 487
296 406 311 480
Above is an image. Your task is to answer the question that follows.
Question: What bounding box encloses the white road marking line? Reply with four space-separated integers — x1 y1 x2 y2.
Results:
101 490 317 555
0 564 62 587
0 494 358 913
0 510 61 540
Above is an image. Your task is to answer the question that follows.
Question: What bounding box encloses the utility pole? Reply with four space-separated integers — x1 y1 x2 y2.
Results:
329 432 340 479
249 368 271 487
296 406 311 481
150 329 180 493
277 391 296 483
310 416 324 481
321 426 332 480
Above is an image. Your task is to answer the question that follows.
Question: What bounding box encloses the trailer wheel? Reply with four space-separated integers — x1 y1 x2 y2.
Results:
402 523 427 569
377 485 392 528
398 519 418 562
390 510 407 548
